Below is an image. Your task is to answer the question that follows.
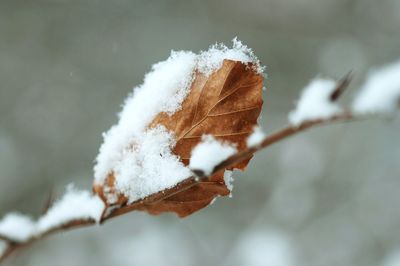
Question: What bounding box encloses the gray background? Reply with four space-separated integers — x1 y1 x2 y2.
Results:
1 0 400 265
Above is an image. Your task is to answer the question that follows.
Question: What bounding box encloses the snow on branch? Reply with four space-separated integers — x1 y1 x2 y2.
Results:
288 78 343 125
36 185 104 234
0 213 35 243
197 37 264 75
0 186 104 245
289 61 400 125
353 60 400 115
189 135 237 176
247 126 266 147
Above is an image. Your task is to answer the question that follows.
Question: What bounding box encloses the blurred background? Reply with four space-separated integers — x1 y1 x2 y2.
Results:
1 0 400 265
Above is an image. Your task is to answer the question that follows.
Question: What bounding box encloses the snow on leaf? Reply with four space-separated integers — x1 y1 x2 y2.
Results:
93 51 197 187
93 40 264 217
189 135 237 176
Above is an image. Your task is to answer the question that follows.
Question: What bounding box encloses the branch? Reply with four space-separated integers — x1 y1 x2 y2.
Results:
0 110 361 263
213 112 354 173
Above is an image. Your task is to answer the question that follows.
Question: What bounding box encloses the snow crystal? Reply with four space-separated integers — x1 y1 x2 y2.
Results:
0 213 35 242
289 78 342 125
36 186 105 233
247 126 266 147
197 37 264 75
224 170 234 197
189 135 237 176
352 60 400 115
114 126 191 203
94 38 262 203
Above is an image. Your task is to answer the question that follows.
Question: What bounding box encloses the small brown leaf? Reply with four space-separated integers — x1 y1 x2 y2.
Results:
94 59 264 217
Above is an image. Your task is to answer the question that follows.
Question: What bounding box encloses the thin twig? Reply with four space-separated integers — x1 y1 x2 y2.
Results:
213 112 354 173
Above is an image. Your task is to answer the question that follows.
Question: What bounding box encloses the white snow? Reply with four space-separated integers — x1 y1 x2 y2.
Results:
197 37 264 75
0 213 36 242
289 78 342 125
0 186 105 243
36 186 105 233
224 170 234 197
247 126 266 147
94 51 197 187
113 126 191 203
189 135 237 176
352 60 400 115
94 38 263 204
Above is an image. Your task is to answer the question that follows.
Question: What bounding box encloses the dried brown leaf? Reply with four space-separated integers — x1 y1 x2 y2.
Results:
94 59 264 217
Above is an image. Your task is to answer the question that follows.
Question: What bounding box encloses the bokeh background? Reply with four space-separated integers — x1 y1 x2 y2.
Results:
1 0 400 265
